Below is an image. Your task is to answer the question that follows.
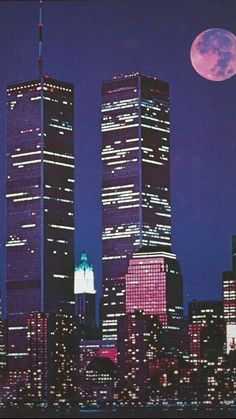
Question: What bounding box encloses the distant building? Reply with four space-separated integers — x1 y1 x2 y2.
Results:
148 355 190 404
27 310 78 405
74 252 96 329
188 300 224 364
78 339 117 403
223 236 236 353
85 357 117 405
0 297 6 379
0 320 6 380
117 311 161 404
100 73 172 341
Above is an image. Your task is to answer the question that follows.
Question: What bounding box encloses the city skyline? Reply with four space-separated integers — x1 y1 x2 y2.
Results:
0 1 235 314
0 0 236 414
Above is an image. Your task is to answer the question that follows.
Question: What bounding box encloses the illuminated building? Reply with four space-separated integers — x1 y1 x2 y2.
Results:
125 247 183 330
188 300 224 365
188 292 236 409
148 356 191 404
117 311 161 404
79 339 117 401
27 310 78 405
6 76 74 375
223 272 236 325
85 357 117 404
223 236 236 353
98 341 117 364
0 298 6 379
101 73 172 340
79 340 117 375
0 320 6 379
226 324 236 353
74 252 96 328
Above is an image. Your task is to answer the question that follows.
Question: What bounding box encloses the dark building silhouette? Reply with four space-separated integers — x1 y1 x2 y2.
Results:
188 300 224 365
84 357 117 404
117 311 161 404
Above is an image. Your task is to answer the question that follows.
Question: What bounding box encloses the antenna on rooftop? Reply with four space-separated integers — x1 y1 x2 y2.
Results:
38 0 43 78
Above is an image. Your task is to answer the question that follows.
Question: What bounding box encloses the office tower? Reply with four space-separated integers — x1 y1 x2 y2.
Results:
79 339 117 400
223 236 236 323
79 340 117 375
27 310 78 405
74 252 96 328
0 320 6 379
117 311 160 404
148 356 189 404
6 76 74 373
223 272 236 324
98 340 117 364
0 298 6 379
187 300 227 405
101 72 172 340
223 236 236 353
84 357 117 404
125 247 183 328
188 300 224 364
79 340 117 403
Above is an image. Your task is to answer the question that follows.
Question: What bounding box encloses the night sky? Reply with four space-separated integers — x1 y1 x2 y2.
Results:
0 0 235 316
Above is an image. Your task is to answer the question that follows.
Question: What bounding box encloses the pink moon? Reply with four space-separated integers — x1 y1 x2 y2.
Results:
190 28 236 81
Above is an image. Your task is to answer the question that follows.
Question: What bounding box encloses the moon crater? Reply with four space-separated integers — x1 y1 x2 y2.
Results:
190 28 236 81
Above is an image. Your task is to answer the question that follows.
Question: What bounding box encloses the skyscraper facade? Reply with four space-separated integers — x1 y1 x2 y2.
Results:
101 73 171 339
6 76 74 372
188 300 224 365
223 237 236 325
117 311 160 403
125 247 183 329
0 298 6 379
27 310 78 404
223 236 236 353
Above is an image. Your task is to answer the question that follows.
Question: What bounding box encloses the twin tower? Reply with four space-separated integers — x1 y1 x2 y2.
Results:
5 72 183 372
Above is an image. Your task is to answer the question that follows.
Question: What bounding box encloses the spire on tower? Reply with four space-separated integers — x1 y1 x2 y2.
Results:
38 0 43 78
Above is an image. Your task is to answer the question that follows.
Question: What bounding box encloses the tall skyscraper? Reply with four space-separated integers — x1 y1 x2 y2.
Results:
74 251 96 328
6 76 74 373
0 297 6 378
223 236 236 353
101 72 172 339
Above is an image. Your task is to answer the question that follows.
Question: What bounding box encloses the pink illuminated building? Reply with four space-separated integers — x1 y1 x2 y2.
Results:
125 247 183 330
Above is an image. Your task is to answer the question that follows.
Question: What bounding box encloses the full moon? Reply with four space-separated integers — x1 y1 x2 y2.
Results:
190 28 236 81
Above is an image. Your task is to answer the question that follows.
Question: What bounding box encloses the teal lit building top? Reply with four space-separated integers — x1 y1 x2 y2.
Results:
74 252 96 295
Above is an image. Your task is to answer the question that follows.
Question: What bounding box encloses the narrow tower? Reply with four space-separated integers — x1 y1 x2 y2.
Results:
6 1 75 378
74 252 96 329
223 235 236 353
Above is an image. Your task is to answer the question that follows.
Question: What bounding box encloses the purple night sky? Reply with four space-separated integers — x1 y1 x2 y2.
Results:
0 0 235 315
